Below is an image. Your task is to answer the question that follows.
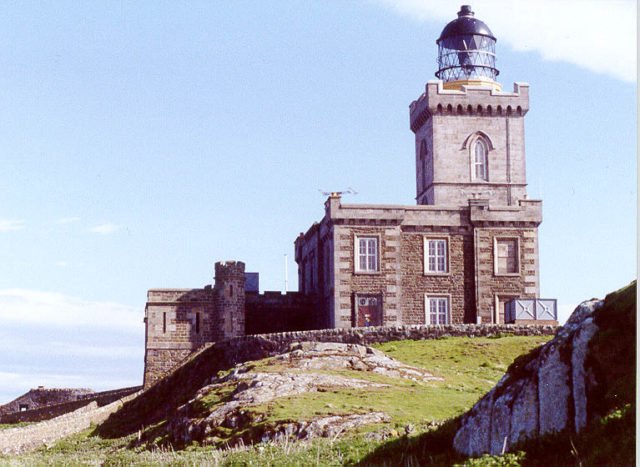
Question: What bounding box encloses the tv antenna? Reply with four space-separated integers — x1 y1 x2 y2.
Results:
318 187 358 197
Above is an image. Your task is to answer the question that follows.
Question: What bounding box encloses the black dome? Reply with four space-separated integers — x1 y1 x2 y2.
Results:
437 5 495 43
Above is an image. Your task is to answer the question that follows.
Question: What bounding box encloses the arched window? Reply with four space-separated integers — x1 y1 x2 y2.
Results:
474 139 488 181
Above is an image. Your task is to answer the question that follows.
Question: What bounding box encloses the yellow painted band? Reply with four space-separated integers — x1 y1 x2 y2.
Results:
442 79 502 92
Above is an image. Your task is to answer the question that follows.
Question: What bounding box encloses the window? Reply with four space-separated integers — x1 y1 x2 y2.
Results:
474 139 488 181
195 312 200 334
494 238 519 275
424 237 448 274
426 296 449 325
356 236 379 272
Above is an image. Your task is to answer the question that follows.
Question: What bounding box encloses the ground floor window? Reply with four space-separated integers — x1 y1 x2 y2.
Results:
494 237 519 275
426 295 449 325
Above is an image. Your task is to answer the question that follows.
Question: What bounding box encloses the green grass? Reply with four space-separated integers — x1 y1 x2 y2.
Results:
0 334 580 466
181 336 554 454
373 335 551 393
155 335 550 449
0 421 33 430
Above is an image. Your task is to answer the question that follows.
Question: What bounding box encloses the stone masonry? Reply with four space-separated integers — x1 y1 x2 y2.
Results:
0 390 141 455
295 76 544 330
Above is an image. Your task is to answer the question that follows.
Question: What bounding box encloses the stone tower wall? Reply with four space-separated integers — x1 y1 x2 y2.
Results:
213 261 246 340
411 81 530 207
143 287 218 387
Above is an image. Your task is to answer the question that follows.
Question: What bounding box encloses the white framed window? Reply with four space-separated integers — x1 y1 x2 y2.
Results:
474 139 488 181
355 236 379 273
424 237 448 274
494 237 520 275
425 295 450 325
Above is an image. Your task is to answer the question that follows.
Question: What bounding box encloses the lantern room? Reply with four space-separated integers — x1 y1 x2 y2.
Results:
436 5 500 91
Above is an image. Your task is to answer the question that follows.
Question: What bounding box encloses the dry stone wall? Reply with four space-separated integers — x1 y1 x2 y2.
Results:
0 390 141 455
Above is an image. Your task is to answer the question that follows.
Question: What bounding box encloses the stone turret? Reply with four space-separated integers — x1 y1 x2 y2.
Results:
213 261 246 339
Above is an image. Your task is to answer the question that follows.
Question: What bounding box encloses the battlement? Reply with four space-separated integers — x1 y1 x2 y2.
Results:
214 260 246 280
469 198 542 226
147 288 214 303
410 81 529 132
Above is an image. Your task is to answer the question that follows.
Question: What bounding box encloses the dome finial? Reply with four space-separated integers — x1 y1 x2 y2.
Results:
458 5 474 17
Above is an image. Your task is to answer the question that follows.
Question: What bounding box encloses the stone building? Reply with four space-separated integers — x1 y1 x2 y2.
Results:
0 387 94 416
295 5 551 329
143 5 556 388
143 261 321 386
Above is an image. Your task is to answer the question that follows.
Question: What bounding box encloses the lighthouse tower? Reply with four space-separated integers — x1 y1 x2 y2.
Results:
411 5 530 208
408 5 543 323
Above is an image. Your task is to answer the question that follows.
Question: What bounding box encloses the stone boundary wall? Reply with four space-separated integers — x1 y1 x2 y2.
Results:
144 323 558 387
227 323 557 350
0 386 142 424
0 390 142 455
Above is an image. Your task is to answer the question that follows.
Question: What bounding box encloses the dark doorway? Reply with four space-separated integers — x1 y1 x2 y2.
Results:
354 294 383 327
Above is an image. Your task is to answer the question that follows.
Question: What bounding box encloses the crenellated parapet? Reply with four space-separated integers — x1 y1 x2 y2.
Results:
410 81 529 133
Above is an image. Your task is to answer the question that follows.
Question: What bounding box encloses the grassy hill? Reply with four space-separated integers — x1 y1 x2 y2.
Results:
1 334 551 464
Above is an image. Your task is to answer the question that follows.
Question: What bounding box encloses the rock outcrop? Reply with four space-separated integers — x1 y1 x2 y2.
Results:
100 323 555 439
165 342 440 447
453 281 636 456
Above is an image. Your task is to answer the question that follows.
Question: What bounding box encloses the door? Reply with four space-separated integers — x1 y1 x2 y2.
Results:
354 295 382 327
495 295 517 324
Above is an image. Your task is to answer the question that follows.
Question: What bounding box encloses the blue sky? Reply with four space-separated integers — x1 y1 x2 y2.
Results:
0 1 636 403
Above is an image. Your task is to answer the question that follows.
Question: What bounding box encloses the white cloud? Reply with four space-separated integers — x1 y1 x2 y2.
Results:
0 291 144 403
0 219 25 232
376 0 636 83
55 217 80 224
56 261 69 267
0 289 141 331
1 336 143 360
88 223 120 235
